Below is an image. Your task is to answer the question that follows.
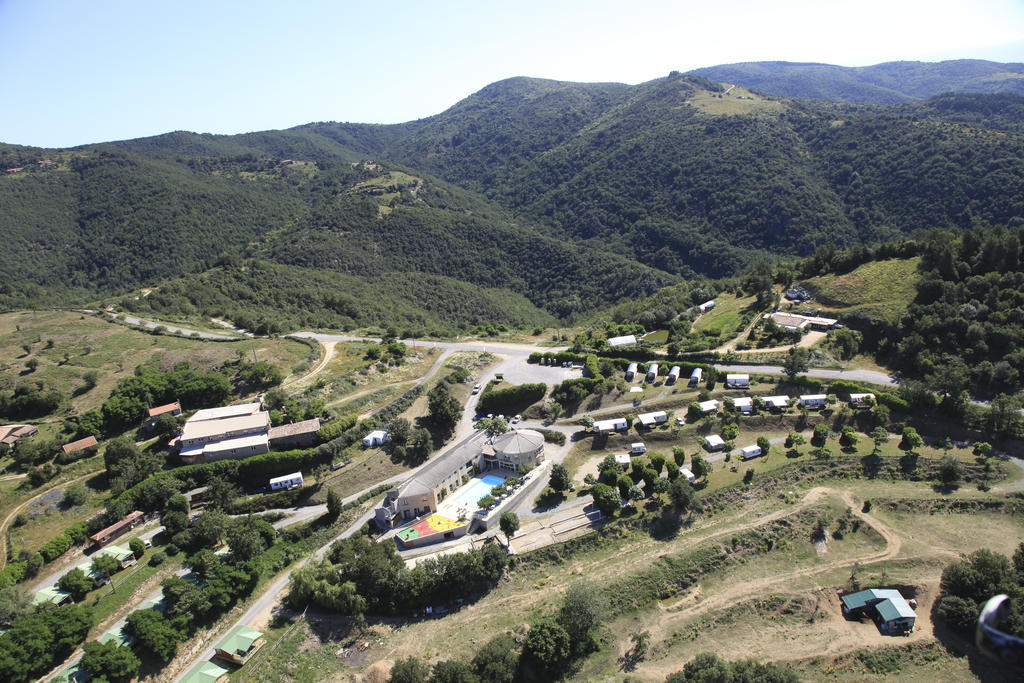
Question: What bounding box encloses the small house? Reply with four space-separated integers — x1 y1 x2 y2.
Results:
62 435 98 456
689 367 703 386
740 445 762 460
184 486 209 507
636 411 667 428
705 435 725 451
182 661 230 683
799 394 827 409
0 424 38 447
268 417 321 448
697 399 720 414
680 467 696 482
763 395 790 411
732 397 754 414
725 373 750 389
269 471 303 491
214 625 265 665
667 366 681 384
631 442 646 455
34 586 72 606
625 362 639 381
698 300 716 313
146 401 182 428
90 511 145 547
841 588 916 635
646 363 659 382
608 334 637 347
849 393 875 407
362 430 389 447
94 544 137 570
593 417 628 433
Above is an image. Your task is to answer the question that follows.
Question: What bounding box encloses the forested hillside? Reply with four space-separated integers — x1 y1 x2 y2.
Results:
2 71 1024 332
689 59 1024 103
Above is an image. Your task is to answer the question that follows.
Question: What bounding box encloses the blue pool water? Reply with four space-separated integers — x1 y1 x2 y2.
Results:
448 473 507 509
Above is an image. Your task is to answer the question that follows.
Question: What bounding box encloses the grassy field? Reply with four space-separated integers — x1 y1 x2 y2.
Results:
687 85 785 116
691 293 757 339
0 310 312 418
802 257 921 322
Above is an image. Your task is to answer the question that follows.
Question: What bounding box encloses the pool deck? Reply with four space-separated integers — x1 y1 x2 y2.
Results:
436 471 510 519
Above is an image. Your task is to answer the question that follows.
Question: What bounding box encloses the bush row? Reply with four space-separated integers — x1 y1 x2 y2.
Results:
39 520 91 563
478 383 547 413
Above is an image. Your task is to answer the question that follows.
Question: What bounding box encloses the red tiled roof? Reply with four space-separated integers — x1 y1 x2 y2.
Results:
147 401 181 418
267 417 321 439
62 435 98 454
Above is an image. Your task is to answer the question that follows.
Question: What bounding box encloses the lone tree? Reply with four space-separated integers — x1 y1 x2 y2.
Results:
549 463 571 493
900 426 924 452
327 488 343 517
938 455 965 487
783 347 810 379
499 512 520 539
81 640 140 683
591 483 620 517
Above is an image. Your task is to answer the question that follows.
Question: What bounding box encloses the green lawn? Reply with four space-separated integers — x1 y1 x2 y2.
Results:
691 293 757 338
802 258 921 322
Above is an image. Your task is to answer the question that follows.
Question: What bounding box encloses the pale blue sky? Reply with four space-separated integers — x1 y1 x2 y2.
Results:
1 0 1022 148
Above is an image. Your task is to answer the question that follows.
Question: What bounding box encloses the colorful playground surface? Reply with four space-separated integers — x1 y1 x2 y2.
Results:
397 514 463 542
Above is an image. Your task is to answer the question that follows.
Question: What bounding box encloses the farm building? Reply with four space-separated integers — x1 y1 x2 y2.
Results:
698 300 716 313
740 445 762 460
636 411 667 428
625 362 639 380
667 366 681 384
841 588 916 635
799 394 827 409
269 471 303 490
0 424 37 447
608 334 637 347
646 363 659 382
697 399 720 414
362 430 389 447
763 395 791 411
732 397 754 414
214 625 265 665
178 411 271 463
90 510 145 547
849 393 876 407
725 374 750 388
268 417 321 448
593 417 628 433
189 402 262 422
705 434 725 451
689 367 703 386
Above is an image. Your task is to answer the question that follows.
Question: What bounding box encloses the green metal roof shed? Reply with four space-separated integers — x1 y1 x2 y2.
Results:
181 661 229 683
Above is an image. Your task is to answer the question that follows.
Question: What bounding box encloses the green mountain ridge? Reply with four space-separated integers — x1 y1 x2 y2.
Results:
2 69 1024 332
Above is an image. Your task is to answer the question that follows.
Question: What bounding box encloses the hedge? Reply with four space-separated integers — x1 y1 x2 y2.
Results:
317 414 357 442
478 383 547 413
535 429 567 446
0 560 27 588
38 520 90 564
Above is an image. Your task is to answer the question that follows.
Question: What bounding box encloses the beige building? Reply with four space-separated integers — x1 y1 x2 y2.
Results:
481 429 545 472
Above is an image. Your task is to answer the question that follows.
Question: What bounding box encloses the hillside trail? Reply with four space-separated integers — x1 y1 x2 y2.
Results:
722 330 828 355
652 487 901 624
282 340 336 389
0 469 102 570
713 313 764 353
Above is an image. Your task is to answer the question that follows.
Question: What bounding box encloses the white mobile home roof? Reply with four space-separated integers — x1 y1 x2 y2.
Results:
181 412 269 441
680 467 696 482
690 367 702 380
269 471 303 486
646 363 659 376
626 362 639 373
668 366 681 377
850 393 875 402
188 402 262 422
637 411 667 426
800 394 827 402
726 374 749 383
741 445 761 457
698 300 715 311
608 334 637 347
698 399 720 413
614 453 631 465
705 435 725 448
764 395 790 408
733 397 753 409
593 418 628 432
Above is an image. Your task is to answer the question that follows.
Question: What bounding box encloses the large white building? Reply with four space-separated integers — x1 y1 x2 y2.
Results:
178 411 270 464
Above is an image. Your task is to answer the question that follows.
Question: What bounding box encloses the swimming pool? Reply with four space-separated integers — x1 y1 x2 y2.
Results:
447 473 507 509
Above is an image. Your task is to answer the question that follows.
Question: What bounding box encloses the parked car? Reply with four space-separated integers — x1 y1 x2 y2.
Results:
472 384 481 394
512 415 521 423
